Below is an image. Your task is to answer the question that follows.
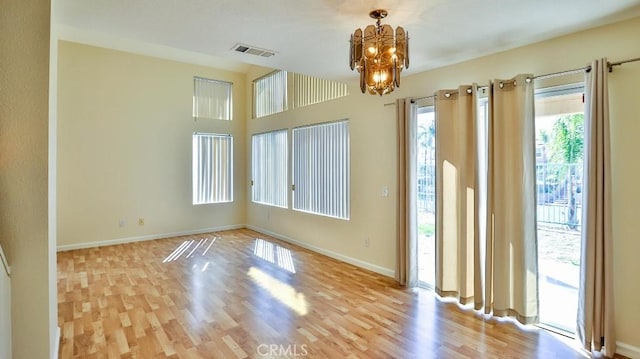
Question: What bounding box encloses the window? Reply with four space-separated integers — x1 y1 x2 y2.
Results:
253 71 349 118
192 133 233 204
292 73 349 109
292 120 350 219
252 129 288 208
193 77 232 121
253 70 287 118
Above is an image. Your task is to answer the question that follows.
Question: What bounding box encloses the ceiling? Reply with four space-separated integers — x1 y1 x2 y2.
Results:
54 0 640 81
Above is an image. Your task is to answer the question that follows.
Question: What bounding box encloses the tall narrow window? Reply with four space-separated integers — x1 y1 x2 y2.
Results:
292 120 350 220
192 133 233 204
252 129 288 208
253 70 287 118
193 77 232 121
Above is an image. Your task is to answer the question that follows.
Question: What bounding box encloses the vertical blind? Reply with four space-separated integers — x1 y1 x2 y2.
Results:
193 77 232 120
292 120 350 219
292 73 349 109
252 129 288 208
253 70 287 118
192 133 233 204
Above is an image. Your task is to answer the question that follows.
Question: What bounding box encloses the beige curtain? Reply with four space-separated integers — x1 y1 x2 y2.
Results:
396 98 418 287
577 58 615 357
435 75 538 324
434 85 481 305
484 74 538 324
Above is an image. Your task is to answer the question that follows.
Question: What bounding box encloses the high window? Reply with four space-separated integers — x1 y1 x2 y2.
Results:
291 73 349 109
251 129 288 208
253 70 288 118
193 77 232 121
192 133 233 204
253 71 349 119
292 120 350 219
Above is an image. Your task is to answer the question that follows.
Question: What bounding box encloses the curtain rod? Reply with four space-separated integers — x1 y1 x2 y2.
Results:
609 56 640 68
383 56 640 106
534 66 588 80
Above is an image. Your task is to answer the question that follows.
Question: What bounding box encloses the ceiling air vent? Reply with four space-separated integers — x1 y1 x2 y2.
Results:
231 43 276 58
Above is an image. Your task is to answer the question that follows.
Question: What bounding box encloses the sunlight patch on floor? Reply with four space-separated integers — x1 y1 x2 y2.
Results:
247 266 308 316
253 238 296 273
163 236 219 263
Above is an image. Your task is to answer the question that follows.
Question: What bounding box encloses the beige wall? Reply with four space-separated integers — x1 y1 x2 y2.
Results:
0 1 53 358
245 66 399 275
246 17 640 350
57 41 247 247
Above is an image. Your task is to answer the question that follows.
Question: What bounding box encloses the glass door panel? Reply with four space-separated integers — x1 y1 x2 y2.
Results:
535 86 584 334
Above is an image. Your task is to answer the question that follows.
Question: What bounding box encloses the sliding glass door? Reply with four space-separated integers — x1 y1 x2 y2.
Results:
416 106 436 288
535 85 585 334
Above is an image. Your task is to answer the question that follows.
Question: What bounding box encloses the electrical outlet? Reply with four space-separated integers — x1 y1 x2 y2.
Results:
138 218 144 226
382 186 389 197
118 219 125 227
364 237 370 247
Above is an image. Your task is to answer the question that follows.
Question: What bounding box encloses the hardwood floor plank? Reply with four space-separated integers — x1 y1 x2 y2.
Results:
221 334 248 359
58 228 594 358
296 327 318 343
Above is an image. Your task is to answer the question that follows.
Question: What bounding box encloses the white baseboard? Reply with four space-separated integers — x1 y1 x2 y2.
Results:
56 224 245 252
617 341 640 358
53 326 60 359
246 225 395 278
57 224 396 278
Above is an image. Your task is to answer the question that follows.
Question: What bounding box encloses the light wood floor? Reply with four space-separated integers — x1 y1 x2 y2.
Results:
58 228 594 358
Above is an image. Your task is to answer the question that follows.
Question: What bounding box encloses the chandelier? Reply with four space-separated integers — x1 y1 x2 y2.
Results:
349 9 409 96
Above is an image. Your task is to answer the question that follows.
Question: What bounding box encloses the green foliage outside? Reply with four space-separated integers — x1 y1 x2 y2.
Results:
550 113 584 164
419 223 435 237
538 113 585 229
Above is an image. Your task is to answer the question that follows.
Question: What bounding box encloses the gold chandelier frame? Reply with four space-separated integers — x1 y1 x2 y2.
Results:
349 9 410 96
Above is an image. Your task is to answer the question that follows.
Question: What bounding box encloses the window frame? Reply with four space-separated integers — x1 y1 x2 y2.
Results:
193 76 233 121
251 129 289 208
291 119 350 220
253 70 288 118
533 82 585 335
192 132 234 205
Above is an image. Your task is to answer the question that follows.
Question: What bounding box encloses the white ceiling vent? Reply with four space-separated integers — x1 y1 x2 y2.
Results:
231 43 276 58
